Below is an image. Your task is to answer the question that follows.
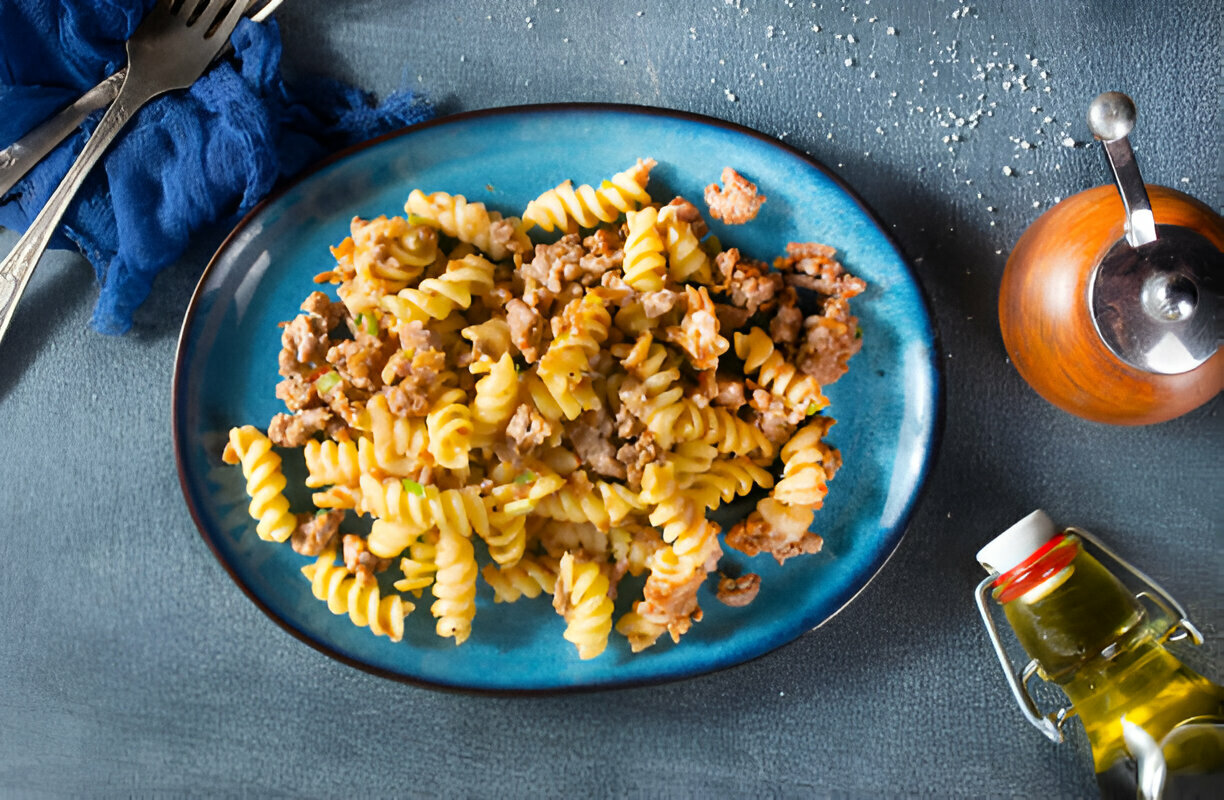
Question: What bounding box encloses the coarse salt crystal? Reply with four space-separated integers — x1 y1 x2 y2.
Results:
1002 166 1014 176
844 57 854 67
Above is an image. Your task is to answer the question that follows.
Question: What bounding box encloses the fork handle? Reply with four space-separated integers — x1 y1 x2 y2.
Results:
0 79 154 344
0 70 126 198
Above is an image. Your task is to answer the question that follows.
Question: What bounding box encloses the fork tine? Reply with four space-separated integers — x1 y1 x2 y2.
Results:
206 0 248 39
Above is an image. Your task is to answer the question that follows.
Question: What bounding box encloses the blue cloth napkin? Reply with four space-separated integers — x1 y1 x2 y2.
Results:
0 0 433 334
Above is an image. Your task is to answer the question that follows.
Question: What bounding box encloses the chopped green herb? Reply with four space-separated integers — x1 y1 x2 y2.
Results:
360 311 378 335
406 214 440 229
855 325 863 339
806 403 820 416
314 370 341 394
316 509 329 517
514 471 536 485
401 478 426 497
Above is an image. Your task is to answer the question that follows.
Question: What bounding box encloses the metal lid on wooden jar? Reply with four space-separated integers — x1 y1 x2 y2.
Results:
1090 225 1222 375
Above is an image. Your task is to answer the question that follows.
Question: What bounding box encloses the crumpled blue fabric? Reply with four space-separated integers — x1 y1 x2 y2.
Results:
0 0 433 334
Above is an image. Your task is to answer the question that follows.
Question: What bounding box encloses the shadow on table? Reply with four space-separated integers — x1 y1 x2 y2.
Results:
0 239 94 403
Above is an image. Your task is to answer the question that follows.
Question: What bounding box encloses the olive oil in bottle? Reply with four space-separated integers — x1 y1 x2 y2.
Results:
975 510 1224 798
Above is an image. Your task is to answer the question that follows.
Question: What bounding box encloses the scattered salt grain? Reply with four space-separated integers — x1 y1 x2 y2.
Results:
1002 166 1014 176
724 89 737 102
886 26 896 35
844 57 854 67
1061 136 1076 148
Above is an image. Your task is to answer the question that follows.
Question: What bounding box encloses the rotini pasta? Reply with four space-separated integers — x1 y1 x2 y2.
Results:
302 550 411 641
224 158 865 658
223 426 296 543
522 158 655 232
554 553 615 660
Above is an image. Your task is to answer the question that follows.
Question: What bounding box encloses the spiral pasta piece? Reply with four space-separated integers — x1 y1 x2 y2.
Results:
685 456 774 509
368 518 424 560
482 553 560 603
304 437 379 488
554 553 615 660
405 190 531 260
522 159 655 232
735 328 830 412
673 400 775 459
224 426 296 543
773 420 837 508
380 253 495 324
471 353 518 446
425 382 474 471
622 207 667 291
394 532 438 596
359 475 489 541
432 524 478 644
538 293 612 419
657 204 712 282
616 501 722 651
480 505 529 567
366 393 431 476
302 551 411 641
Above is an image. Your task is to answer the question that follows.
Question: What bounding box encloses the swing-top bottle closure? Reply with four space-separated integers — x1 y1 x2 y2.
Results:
973 510 1204 744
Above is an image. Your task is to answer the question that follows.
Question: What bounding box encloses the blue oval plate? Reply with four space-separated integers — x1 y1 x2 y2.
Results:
173 104 942 692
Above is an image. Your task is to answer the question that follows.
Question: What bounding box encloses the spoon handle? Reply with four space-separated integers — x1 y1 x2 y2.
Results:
1088 92 1157 248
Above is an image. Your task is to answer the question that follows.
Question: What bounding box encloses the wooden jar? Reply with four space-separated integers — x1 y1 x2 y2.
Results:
999 184 1224 425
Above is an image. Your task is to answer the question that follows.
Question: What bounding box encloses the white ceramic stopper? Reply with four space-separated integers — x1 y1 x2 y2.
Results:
977 510 1059 575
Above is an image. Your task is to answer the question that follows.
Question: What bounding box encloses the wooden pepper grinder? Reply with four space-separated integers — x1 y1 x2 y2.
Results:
999 92 1223 424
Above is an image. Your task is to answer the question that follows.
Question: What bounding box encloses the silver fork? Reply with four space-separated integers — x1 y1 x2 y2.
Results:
0 0 249 346
0 0 284 198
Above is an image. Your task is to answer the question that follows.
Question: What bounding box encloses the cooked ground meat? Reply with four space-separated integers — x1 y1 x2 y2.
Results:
640 289 680 319
267 407 332 448
327 330 395 392
715 248 783 315
664 196 709 238
797 297 863 386
716 573 761 607
506 403 554 453
583 227 623 257
775 242 866 298
712 376 747 410
275 374 319 413
291 509 343 556
342 533 391 586
704 167 766 225
278 312 330 377
568 410 625 480
770 287 804 345
615 432 661 489
749 387 801 443
713 303 751 332
490 218 530 255
523 235 581 292
725 499 823 564
300 291 346 330
398 319 441 353
664 286 728 370
505 298 544 362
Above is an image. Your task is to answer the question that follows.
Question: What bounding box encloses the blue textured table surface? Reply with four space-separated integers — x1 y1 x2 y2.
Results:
1 1 1220 797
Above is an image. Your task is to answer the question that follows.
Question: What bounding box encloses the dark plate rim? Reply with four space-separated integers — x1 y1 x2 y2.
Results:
171 101 946 696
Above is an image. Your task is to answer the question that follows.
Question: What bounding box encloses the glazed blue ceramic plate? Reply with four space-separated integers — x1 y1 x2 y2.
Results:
173 104 942 692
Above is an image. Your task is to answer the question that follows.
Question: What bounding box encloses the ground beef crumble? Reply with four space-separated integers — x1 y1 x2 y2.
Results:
291 509 343 556
704 167 766 225
716 573 761 607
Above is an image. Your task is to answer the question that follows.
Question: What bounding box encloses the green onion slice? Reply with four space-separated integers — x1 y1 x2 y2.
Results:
401 478 426 497
315 370 342 394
